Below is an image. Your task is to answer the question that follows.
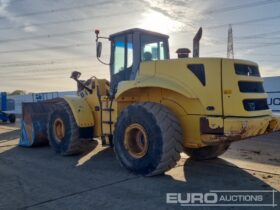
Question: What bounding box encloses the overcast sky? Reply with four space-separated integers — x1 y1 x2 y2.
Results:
0 0 279 92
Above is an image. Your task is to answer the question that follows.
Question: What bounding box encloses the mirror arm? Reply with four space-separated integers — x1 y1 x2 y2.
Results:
97 57 111 65
97 36 109 41
94 29 111 65
95 29 109 41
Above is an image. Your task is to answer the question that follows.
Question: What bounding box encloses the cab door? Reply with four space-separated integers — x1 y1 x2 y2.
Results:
110 34 133 93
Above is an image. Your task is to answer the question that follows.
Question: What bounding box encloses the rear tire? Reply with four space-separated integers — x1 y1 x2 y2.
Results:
184 143 230 160
114 102 183 176
47 101 88 156
8 114 16 123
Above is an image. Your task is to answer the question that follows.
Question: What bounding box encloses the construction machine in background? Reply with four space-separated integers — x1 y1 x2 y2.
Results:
20 28 280 176
0 92 16 123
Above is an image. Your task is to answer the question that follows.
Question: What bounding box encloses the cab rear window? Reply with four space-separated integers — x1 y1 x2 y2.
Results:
234 64 260 77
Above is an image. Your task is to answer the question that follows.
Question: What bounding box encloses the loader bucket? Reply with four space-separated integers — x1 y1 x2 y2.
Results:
19 98 63 147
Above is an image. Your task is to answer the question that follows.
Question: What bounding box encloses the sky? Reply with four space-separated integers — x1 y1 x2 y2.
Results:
0 0 279 93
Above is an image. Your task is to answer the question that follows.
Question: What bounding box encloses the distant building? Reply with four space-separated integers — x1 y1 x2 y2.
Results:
8 91 76 114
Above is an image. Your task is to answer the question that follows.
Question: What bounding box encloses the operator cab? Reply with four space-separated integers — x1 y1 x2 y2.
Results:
109 28 170 93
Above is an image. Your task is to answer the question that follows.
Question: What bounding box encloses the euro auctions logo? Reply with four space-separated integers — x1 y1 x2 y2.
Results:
166 190 278 207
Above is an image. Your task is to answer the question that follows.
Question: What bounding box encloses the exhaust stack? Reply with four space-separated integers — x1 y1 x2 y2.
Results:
193 27 202 58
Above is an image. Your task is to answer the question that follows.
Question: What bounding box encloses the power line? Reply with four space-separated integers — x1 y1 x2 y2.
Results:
0 42 92 54
254 58 280 62
0 15 97 31
10 0 29 3
0 0 113 20
0 60 94 68
0 15 138 44
235 40 280 45
0 51 110 67
0 67 109 80
206 0 280 14
236 37 280 42
202 29 280 46
240 53 280 57
240 41 280 49
0 55 95 67
236 30 280 40
6 73 110 80
205 14 280 29
0 10 140 31
0 65 98 75
0 29 91 43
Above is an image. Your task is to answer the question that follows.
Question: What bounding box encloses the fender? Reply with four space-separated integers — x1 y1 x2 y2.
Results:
116 76 198 99
63 96 94 128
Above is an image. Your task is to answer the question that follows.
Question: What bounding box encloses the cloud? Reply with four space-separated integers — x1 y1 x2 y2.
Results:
142 0 204 33
139 9 184 34
0 0 10 17
23 24 37 32
0 0 37 32
259 64 279 77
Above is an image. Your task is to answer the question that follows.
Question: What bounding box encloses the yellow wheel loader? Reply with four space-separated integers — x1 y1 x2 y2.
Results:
20 28 280 176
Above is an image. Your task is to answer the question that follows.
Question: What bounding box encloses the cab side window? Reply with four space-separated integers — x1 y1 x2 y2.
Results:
113 37 125 74
141 35 167 61
113 34 133 74
127 34 133 68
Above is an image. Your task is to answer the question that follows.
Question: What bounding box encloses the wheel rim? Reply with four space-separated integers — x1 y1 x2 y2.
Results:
124 123 148 159
53 118 65 142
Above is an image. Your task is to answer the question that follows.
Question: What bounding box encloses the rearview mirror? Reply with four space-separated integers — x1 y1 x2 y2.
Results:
96 41 102 58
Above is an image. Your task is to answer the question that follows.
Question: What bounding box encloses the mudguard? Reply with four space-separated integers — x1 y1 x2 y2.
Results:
116 76 197 100
63 96 94 128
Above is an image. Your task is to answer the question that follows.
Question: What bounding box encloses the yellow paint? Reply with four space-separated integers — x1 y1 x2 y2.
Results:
69 57 280 149
222 59 272 117
114 58 280 148
116 58 223 116
224 116 270 137
224 89 232 95
78 78 112 137
207 117 224 129
115 58 222 147
201 115 280 145
63 96 94 127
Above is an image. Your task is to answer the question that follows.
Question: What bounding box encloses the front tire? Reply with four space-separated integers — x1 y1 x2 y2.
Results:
47 101 88 156
184 143 230 160
114 102 183 176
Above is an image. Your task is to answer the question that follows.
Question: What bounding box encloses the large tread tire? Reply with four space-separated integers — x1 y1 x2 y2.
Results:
47 101 88 156
8 114 16 123
184 143 230 160
114 102 183 176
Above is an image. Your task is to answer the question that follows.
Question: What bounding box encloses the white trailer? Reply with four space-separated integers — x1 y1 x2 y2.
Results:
263 76 280 112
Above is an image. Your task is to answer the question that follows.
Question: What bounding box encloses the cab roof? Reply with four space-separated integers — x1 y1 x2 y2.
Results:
109 28 169 39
